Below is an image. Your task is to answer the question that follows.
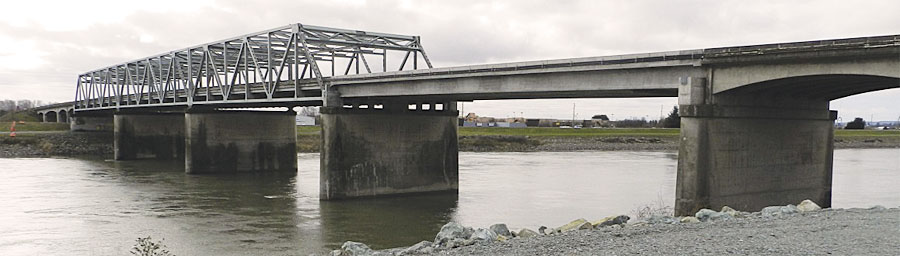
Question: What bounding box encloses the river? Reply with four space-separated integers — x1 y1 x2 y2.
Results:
0 149 897 255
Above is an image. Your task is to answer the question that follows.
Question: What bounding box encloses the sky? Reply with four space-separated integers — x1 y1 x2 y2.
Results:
0 0 898 121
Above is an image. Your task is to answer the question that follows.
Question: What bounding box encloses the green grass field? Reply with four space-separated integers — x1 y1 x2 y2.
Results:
834 129 900 137
0 121 70 132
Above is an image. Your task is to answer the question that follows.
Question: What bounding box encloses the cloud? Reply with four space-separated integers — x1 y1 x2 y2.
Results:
0 0 898 119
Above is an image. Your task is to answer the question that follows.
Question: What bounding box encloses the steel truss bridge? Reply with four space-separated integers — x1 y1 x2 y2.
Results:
75 23 433 111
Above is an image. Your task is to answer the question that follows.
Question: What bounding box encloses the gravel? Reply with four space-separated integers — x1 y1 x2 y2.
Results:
429 207 900 255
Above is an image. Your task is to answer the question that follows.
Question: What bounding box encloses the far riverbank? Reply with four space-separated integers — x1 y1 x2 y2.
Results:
1 127 898 157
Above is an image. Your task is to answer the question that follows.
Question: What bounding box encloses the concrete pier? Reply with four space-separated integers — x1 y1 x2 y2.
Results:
114 113 185 160
675 78 835 216
184 110 297 174
319 101 459 200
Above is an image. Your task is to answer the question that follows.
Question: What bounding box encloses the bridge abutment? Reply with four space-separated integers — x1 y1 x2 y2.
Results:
675 78 835 216
184 110 297 174
319 101 459 200
114 113 185 160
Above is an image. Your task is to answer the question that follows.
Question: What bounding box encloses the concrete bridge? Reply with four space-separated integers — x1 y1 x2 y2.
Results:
33 102 73 123
69 23 900 216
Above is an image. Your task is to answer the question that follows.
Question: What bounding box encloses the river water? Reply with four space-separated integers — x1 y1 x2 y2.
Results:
0 149 897 255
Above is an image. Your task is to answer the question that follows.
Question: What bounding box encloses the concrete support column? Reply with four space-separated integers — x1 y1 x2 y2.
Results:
114 113 185 160
184 110 297 174
319 100 459 200
675 78 836 215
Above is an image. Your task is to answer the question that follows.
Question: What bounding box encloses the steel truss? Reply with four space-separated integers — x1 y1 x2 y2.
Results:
75 23 433 111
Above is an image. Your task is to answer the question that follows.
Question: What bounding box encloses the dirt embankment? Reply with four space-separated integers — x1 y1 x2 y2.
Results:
0 132 112 157
460 135 899 152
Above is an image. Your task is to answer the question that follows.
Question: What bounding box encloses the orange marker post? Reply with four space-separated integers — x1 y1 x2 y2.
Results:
9 122 15 137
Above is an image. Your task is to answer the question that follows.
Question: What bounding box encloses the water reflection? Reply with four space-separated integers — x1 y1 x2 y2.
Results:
320 193 457 249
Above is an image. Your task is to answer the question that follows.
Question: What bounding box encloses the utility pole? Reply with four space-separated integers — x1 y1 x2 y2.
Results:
460 102 464 118
660 105 664 121
572 103 576 127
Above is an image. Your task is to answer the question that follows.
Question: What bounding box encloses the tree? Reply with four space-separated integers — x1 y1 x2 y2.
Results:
661 106 680 128
298 106 320 117
845 117 866 129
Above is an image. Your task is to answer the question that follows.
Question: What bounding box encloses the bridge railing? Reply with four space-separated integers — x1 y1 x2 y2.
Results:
704 34 900 57
75 23 434 111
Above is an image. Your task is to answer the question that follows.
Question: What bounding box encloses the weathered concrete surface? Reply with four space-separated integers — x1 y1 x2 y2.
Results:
70 116 113 132
185 110 297 174
336 65 702 100
320 103 459 199
114 113 185 160
675 78 835 216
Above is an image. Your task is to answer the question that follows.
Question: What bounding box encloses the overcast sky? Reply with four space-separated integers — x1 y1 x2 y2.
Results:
1 0 898 121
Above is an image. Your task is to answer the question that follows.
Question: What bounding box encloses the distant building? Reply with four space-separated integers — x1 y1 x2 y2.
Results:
591 114 612 127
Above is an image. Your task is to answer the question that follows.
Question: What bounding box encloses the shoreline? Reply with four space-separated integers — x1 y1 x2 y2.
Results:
1 131 898 158
328 203 899 255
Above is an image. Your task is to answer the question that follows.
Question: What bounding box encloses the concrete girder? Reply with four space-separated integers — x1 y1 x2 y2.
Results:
335 65 704 100
709 56 900 95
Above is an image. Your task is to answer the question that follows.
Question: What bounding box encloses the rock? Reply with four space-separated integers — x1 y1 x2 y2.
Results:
680 216 700 223
647 215 679 225
593 215 630 227
517 228 539 238
434 222 472 246
695 208 733 222
340 241 372 256
577 221 593 230
538 226 548 235
398 241 432 255
557 218 590 232
721 206 738 216
869 205 887 211
544 228 560 235
489 223 511 237
761 205 799 217
372 250 396 256
469 228 498 244
331 249 343 256
797 200 822 212
445 238 467 248
496 235 508 242
627 220 649 227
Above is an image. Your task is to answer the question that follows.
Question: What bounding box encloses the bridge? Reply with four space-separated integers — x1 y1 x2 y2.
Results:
66 23 900 216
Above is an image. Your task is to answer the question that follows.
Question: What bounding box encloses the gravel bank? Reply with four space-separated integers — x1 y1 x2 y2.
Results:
329 206 899 256
437 207 900 255
0 131 112 158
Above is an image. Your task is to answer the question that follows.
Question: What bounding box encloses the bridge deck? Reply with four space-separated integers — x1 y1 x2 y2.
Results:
73 24 900 113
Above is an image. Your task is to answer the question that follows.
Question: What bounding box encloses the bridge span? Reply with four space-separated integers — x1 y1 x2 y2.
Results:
71 23 900 216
